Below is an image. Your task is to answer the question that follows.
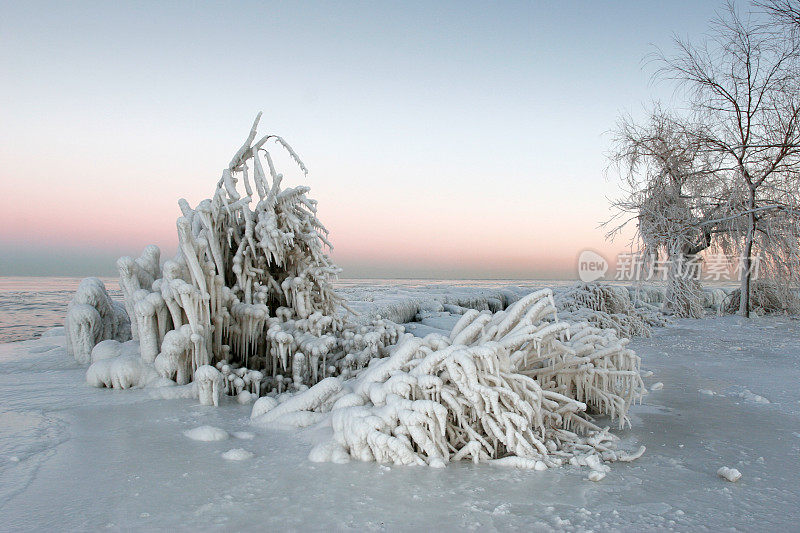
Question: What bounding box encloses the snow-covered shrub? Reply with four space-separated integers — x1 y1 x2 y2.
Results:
252 289 647 472
662 273 705 318
701 287 729 315
627 285 664 306
70 115 404 394
724 280 800 315
555 283 667 337
66 277 131 364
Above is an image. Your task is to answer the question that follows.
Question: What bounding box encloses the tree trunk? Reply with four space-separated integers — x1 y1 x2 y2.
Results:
738 187 757 318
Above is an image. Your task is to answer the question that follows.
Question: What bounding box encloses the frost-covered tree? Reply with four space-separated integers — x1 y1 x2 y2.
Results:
607 110 727 318
609 3 800 317
655 3 800 316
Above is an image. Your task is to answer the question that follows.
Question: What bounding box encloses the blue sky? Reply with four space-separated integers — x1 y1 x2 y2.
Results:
0 1 739 278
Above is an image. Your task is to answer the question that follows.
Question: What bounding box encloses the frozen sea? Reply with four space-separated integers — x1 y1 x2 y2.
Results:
0 277 122 343
0 276 570 343
1 277 798 531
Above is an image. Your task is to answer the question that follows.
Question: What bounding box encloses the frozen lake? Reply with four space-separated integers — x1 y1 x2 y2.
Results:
0 277 573 343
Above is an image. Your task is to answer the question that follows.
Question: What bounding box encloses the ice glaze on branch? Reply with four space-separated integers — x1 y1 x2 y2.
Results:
253 290 646 472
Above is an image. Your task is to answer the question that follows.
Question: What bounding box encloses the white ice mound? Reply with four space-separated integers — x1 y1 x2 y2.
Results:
222 448 254 460
66 277 131 363
253 289 647 471
86 339 166 390
41 326 65 338
183 426 229 441
737 389 770 404
86 353 166 390
90 339 126 362
717 466 742 482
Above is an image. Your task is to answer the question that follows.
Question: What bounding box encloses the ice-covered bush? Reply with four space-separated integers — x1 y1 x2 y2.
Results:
253 289 647 472
701 287 729 316
66 277 131 364
724 280 800 316
662 273 705 318
74 115 404 394
555 283 667 338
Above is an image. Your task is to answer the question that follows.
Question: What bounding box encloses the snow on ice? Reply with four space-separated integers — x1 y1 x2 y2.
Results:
184 426 230 442
2 293 800 530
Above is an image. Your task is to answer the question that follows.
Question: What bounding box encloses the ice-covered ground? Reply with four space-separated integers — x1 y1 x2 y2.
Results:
1 293 798 531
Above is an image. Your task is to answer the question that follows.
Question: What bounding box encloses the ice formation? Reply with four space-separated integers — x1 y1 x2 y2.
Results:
66 277 131 363
253 290 647 471
85 352 165 390
65 119 649 475
724 281 800 316
195 364 223 406
183 426 229 441
77 115 403 395
717 466 742 482
222 448 254 461
554 283 668 338
90 339 125 363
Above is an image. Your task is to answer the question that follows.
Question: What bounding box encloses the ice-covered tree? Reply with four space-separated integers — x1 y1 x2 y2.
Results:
656 3 800 316
609 3 800 317
607 110 727 317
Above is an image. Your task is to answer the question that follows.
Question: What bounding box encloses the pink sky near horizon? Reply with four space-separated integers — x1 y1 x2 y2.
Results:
0 159 636 279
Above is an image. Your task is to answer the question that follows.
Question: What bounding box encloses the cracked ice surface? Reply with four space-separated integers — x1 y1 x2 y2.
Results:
0 304 799 531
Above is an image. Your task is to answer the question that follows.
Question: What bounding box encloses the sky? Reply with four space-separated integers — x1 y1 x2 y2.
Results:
0 0 738 279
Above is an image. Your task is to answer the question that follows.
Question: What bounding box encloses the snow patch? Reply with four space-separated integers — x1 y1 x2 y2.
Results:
183 426 229 441
717 466 742 482
736 389 770 404
221 448 254 461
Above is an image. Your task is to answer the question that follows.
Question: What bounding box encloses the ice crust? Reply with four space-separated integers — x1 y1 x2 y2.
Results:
2 310 797 530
